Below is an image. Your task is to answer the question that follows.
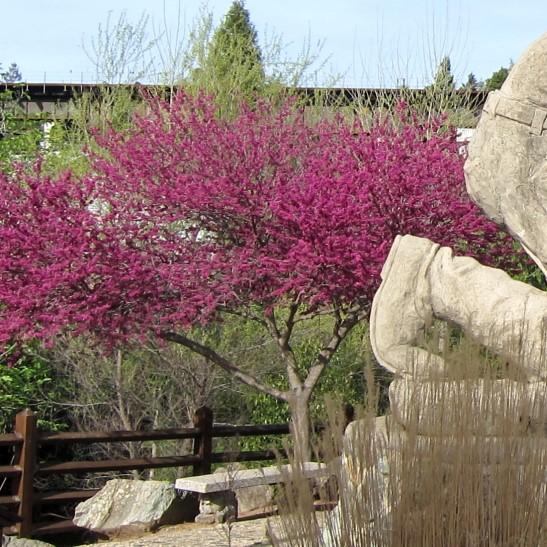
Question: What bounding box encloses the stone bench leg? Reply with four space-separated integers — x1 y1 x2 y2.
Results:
195 491 238 524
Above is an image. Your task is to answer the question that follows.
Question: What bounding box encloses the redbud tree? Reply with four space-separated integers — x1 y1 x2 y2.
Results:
0 92 519 459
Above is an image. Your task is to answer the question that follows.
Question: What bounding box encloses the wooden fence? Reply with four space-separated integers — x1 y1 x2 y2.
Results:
0 407 291 539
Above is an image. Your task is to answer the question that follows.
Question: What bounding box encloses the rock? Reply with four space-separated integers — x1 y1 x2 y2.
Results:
320 416 393 547
235 484 274 514
465 32 547 274
196 491 237 524
211 464 274 516
73 479 196 537
2 538 54 547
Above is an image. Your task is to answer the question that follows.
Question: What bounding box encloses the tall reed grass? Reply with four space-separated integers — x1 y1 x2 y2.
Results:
269 335 546 546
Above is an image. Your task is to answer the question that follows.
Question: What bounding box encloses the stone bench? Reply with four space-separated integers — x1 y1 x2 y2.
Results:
175 462 329 523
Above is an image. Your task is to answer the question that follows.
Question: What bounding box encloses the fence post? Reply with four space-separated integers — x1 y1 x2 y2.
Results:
13 409 37 537
192 406 213 476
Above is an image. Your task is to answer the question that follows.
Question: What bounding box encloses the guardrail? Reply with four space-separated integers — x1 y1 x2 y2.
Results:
0 408 290 539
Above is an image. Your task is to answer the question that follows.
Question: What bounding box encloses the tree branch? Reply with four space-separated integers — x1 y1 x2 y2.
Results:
303 309 362 391
217 305 267 327
160 330 288 402
264 306 302 389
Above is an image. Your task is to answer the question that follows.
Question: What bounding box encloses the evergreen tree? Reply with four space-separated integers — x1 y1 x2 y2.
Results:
421 56 458 116
191 1 265 114
433 56 455 91
484 66 510 91
463 72 478 91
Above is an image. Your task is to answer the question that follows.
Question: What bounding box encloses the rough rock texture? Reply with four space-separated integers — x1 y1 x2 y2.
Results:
465 32 547 275
389 378 547 436
73 479 195 537
371 234 547 381
235 483 274 514
372 33 547 381
321 416 392 547
369 234 445 378
2 538 54 547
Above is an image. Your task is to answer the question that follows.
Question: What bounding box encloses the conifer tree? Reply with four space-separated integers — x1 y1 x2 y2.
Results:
191 1 265 114
0 63 22 83
433 56 455 92
484 66 510 91
463 72 478 92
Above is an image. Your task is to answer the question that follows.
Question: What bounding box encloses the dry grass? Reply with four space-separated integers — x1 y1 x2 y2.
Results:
269 336 546 546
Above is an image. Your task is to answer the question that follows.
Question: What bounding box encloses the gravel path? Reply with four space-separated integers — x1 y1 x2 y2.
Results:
78 518 278 547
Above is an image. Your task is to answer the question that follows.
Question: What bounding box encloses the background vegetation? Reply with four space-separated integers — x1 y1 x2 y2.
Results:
0 0 541 460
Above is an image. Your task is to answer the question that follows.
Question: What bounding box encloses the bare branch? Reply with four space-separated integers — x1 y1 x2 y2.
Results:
293 306 336 323
303 311 361 391
161 331 287 401
217 305 267 327
263 307 302 389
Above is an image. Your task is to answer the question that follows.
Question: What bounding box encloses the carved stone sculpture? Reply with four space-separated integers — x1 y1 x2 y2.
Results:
371 32 547 382
366 30 547 538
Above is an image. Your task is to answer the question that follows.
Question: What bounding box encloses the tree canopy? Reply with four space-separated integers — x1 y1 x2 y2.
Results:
432 56 455 92
0 93 521 456
484 65 510 91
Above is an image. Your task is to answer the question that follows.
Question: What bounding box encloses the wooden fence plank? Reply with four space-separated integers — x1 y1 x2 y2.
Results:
211 424 291 437
0 466 21 478
0 405 295 540
192 406 213 476
37 490 98 504
39 427 199 445
0 434 23 447
38 454 200 475
14 409 37 537
0 495 19 506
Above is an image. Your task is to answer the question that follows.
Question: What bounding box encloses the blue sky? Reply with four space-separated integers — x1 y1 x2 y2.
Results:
1 1 546 87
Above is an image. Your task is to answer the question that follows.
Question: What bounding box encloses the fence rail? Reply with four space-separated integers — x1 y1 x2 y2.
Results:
0 407 291 539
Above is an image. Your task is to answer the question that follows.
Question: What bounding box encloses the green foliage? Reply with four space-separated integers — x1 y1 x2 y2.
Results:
188 1 266 115
484 65 510 91
0 88 87 176
512 262 547 291
0 90 42 170
432 56 455 92
463 72 479 92
207 0 265 90
405 55 479 126
0 346 68 433
238 323 369 452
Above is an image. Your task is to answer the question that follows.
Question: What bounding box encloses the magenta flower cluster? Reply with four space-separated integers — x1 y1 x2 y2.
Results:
0 93 518 346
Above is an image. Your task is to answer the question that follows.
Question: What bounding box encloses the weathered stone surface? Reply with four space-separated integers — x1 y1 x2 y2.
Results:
465 33 547 275
175 462 328 494
371 234 547 381
369 234 446 378
73 479 194 537
389 378 547 436
2 539 54 547
235 483 274 514
196 490 237 524
322 416 392 547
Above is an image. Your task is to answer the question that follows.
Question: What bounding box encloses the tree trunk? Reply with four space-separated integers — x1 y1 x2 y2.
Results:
288 389 312 463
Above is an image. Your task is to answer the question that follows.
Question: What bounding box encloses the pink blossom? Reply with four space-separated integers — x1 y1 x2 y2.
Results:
0 93 520 346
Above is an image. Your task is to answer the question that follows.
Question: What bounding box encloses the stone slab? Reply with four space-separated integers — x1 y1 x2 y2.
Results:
175 462 328 494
